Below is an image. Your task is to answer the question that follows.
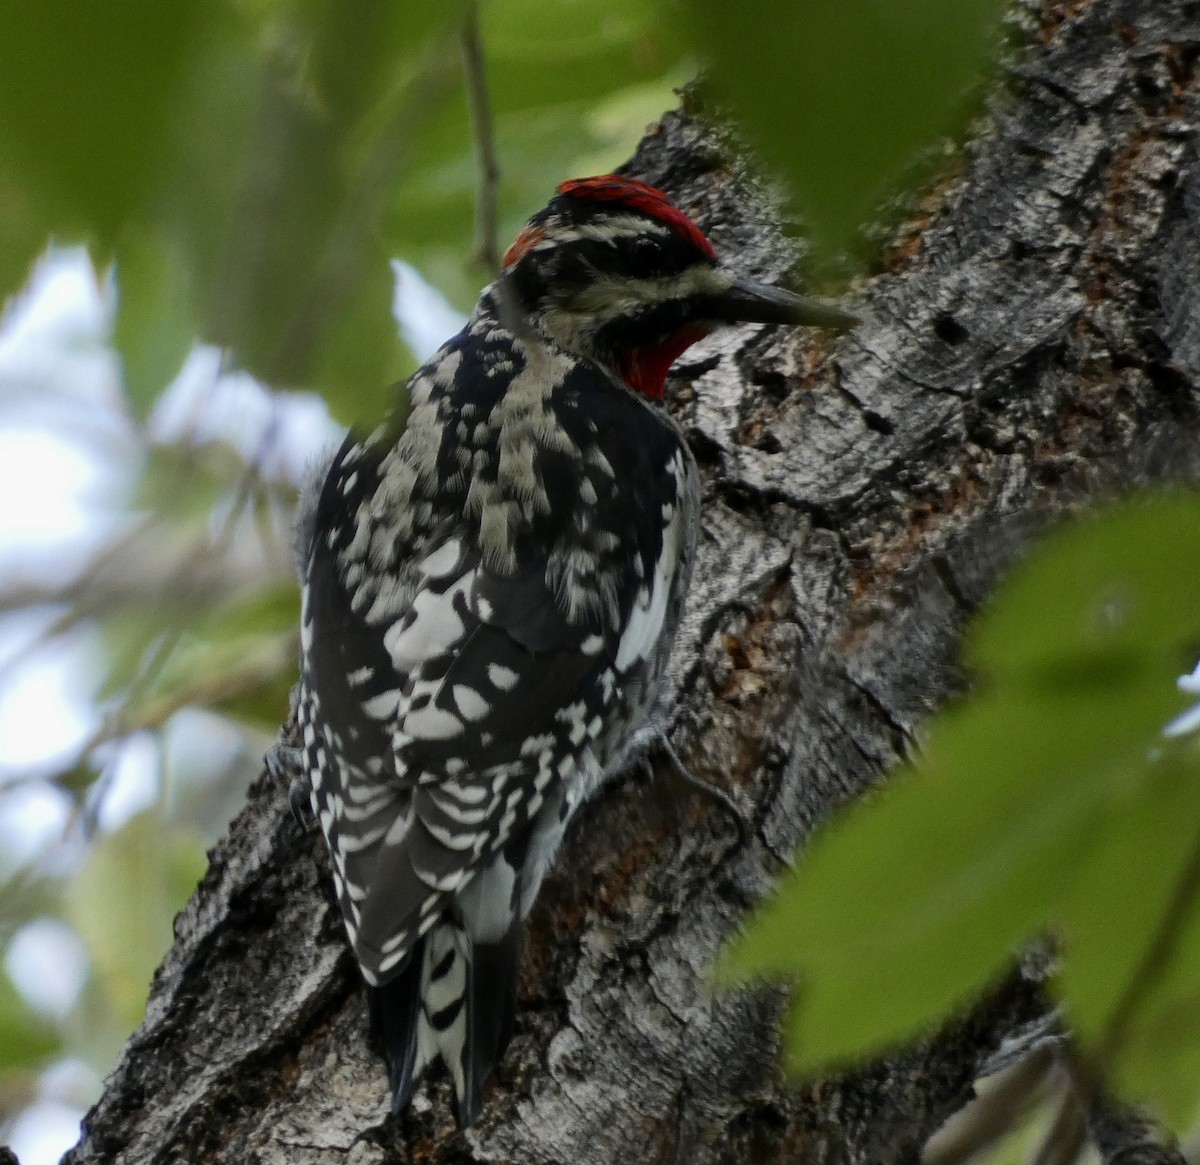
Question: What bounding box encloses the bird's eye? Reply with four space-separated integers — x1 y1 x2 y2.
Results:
628 236 667 266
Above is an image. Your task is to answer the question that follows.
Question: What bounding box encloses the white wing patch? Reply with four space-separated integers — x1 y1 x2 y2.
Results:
452 684 491 721
405 705 465 741
418 538 464 579
385 568 476 671
615 453 686 672
362 689 401 720
486 662 518 690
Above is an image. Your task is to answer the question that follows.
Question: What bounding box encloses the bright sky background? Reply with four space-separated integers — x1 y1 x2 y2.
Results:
0 249 464 1165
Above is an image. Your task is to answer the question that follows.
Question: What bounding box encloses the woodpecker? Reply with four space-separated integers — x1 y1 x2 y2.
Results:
283 175 855 1126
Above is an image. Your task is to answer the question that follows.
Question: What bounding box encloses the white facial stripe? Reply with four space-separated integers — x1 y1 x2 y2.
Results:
531 215 676 251
574 263 733 317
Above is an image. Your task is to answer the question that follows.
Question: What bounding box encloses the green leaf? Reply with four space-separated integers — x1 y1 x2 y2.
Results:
133 586 298 728
173 0 464 402
133 444 242 518
0 0 217 246
487 0 683 109
685 0 1005 253
97 609 171 706
0 965 59 1071
114 231 197 417
0 196 44 312
198 582 300 641
0 0 470 411
722 493 1200 1070
1058 748 1200 1128
96 577 297 738
724 691 1112 1066
969 495 1200 680
1059 754 1200 1036
65 811 205 1029
578 76 696 175
1117 1002 1200 1132
310 255 410 424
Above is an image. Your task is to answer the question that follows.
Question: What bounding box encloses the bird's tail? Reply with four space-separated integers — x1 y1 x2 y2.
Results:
370 917 522 1127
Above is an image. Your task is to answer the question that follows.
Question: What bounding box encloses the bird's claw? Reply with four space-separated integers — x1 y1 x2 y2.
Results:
632 729 749 844
265 744 315 831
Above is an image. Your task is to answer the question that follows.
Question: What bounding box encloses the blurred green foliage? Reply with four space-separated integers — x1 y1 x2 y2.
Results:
687 0 1006 259
723 495 1200 1132
0 974 58 1080
0 0 694 423
66 810 209 1034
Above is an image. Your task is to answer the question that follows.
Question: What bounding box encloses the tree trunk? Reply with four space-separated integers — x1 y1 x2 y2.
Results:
45 1 1200 1162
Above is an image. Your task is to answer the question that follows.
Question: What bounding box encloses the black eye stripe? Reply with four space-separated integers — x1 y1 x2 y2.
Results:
552 235 678 284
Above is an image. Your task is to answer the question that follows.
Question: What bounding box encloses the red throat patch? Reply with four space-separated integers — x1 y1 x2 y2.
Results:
616 326 710 399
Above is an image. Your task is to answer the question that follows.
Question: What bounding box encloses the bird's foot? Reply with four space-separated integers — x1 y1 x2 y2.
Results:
265 744 315 831
629 727 748 844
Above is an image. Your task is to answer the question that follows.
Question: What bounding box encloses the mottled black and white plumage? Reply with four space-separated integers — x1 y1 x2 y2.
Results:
288 175 856 1126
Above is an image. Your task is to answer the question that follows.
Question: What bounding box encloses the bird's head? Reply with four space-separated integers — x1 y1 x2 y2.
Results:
499 174 857 399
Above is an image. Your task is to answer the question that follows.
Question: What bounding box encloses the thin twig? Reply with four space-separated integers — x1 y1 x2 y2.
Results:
655 733 749 844
1028 1083 1088 1165
71 633 298 834
923 1046 1057 1165
1027 823 1200 1165
1097 823 1200 1065
462 0 501 272
1060 1052 1187 1165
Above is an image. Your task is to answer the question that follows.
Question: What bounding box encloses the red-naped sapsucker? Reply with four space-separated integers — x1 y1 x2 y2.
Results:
274 175 855 1125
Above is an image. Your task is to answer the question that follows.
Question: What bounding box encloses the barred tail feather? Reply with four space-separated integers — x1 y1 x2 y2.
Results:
461 925 522 1126
372 919 522 1127
369 944 424 1114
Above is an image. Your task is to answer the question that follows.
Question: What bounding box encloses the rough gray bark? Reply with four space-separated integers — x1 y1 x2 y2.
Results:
1084 1088 1189 1165
45 1 1200 1162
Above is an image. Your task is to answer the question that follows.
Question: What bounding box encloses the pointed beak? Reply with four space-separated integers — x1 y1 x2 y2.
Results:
709 273 860 331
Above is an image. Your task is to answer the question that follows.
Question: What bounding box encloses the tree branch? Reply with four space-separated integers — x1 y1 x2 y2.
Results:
463 0 501 273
